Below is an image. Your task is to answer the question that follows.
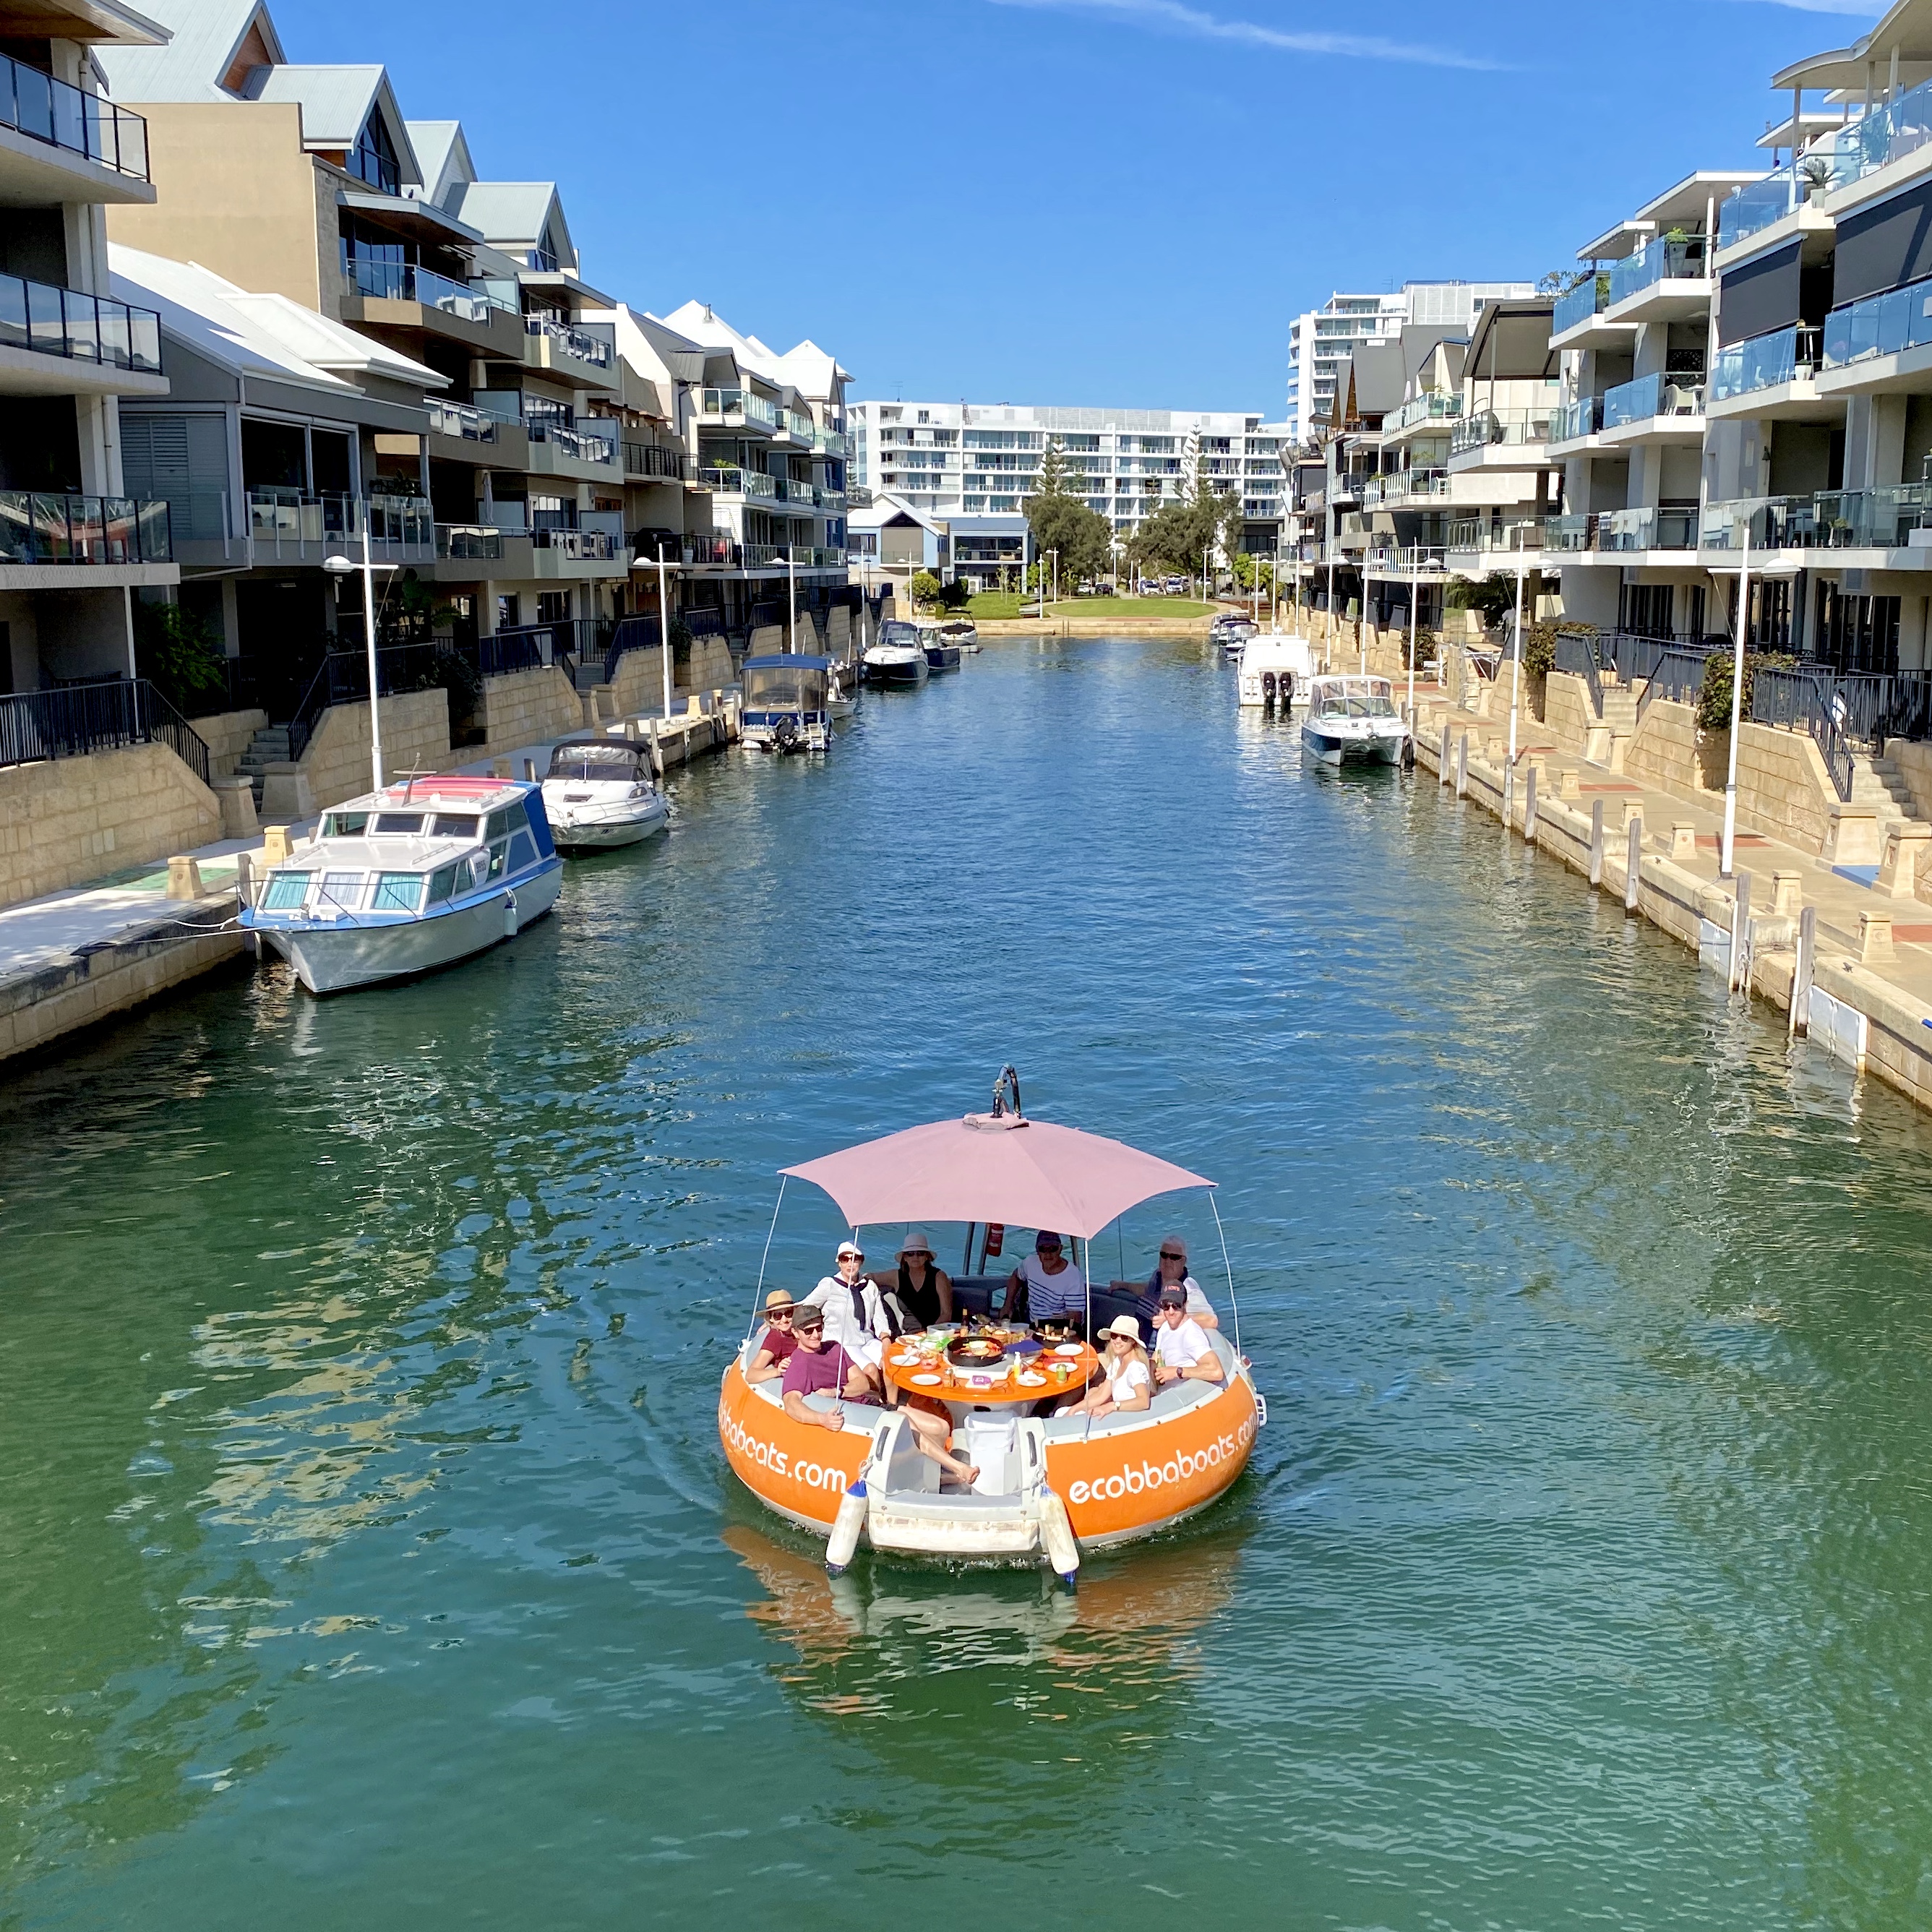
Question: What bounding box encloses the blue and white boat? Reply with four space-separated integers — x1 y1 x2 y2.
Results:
740 653 833 752
241 775 564 994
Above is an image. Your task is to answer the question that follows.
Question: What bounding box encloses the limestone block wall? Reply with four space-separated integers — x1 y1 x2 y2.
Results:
609 638 737 718
1541 671 1594 755
1626 698 1705 799
475 667 580 760
1888 739 1932 823
0 742 221 909
299 688 451 812
184 706 267 781
688 637 734 691
1625 699 1839 854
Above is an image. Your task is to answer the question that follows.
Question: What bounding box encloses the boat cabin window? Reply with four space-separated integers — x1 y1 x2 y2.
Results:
427 862 464 903
261 869 314 911
322 811 369 837
372 871 426 913
743 666 823 710
547 743 644 782
508 829 538 871
431 814 479 839
484 802 528 843
373 812 426 836
317 871 366 913
880 621 918 646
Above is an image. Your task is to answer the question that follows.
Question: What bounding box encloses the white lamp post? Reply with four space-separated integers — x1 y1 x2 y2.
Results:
786 546 797 654
1720 530 1753 880
657 541 674 720
1506 555 1527 821
322 501 395 797
1407 558 1419 734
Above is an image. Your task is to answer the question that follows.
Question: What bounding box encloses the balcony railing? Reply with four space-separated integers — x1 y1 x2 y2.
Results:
245 489 431 553
434 523 505 560
345 257 518 322
684 534 734 564
740 542 781 567
0 677 206 780
426 399 516 443
0 491 171 564
700 465 776 499
776 478 820 507
818 489 848 514
702 387 780 431
531 527 617 559
1386 390 1464 433
1821 73 1932 199
1597 506 1699 552
0 272 162 374
790 546 846 567
814 427 851 458
528 419 616 465
1552 272 1610 337
1814 484 1932 548
0 51 149 180
1552 395 1603 442
1822 272 1932 372
1607 234 1708 307
524 313 611 367
1446 517 1545 554
1449 406 1558 456
1720 160 1813 252
1700 494 1820 551
1711 325 1821 403
626 442 692 482
1602 370 1706 429
781 408 815 439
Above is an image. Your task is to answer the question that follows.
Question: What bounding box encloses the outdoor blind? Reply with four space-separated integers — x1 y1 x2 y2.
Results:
1717 240 1803 347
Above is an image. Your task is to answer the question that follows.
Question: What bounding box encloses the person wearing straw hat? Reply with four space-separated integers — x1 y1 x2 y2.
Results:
747 1289 800 1384
1054 1314 1152 1419
867 1229 953 1329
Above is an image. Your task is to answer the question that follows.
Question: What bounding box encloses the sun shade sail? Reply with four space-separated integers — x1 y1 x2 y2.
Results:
779 1117 1213 1240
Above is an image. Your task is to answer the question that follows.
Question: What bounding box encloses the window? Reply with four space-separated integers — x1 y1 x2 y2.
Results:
486 802 530 842
373 812 425 835
1815 586 1900 673
372 872 426 913
508 830 537 871
322 810 369 836
348 112 400 195
537 591 571 624
432 815 479 839
317 872 366 912
262 871 312 911
497 594 520 632
428 863 463 903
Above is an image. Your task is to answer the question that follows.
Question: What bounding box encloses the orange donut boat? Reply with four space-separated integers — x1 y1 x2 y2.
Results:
718 1069 1263 1583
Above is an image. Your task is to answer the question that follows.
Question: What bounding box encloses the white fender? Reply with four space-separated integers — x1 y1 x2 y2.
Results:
825 1477 867 1576
502 890 519 937
1037 1486 1079 1585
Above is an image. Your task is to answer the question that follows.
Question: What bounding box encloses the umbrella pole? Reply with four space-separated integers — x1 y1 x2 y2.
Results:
750 1178 788 1341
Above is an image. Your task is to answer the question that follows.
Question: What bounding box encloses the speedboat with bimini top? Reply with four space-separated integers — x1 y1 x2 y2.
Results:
1211 613 1257 658
937 618 979 654
718 1066 1262 1585
539 737 668 851
1300 673 1409 765
741 653 833 752
863 620 929 688
1237 633 1321 709
916 619 962 674
241 774 563 994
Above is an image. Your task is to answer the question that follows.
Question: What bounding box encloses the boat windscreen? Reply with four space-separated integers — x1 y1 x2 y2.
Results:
880 622 919 646
373 812 425 835
743 664 825 709
547 742 645 781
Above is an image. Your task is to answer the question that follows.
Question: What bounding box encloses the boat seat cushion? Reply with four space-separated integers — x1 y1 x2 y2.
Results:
801 1391 888 1430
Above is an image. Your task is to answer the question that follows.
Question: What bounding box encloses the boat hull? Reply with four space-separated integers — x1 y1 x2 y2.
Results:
716 1359 1256 1558
267 862 563 994
922 645 962 674
1300 722 1406 766
548 801 669 851
864 656 928 688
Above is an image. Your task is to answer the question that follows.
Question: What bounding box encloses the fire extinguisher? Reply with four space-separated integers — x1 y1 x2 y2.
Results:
983 1222 1004 1262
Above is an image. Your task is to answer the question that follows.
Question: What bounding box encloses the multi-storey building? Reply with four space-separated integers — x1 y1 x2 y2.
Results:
846 400 1292 580
2 0 178 695
1286 282 1536 442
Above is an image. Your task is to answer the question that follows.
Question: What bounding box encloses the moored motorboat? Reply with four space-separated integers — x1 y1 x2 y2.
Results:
863 620 929 688
1300 673 1409 765
741 653 833 752
1211 613 1257 658
717 1068 1261 1582
938 619 979 654
539 737 669 851
1237 632 1321 709
916 620 962 675
241 774 563 995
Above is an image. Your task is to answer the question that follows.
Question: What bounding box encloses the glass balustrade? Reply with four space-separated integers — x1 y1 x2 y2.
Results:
1822 274 1932 369
1602 370 1706 429
1823 74 1932 194
0 492 170 564
524 314 611 366
0 51 148 179
1720 162 1808 250
0 272 161 372
1607 235 1708 307
702 387 780 430
1552 273 1610 336
345 257 518 321
1552 395 1603 443
1712 325 1819 402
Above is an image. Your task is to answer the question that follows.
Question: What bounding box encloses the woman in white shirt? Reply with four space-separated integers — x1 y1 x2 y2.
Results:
1055 1315 1152 1418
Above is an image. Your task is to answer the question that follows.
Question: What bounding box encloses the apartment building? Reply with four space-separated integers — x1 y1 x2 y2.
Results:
1 0 177 695
846 401 1292 571
1285 282 1536 442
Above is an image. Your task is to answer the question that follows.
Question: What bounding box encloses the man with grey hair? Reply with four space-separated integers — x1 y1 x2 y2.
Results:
1141 1234 1218 1329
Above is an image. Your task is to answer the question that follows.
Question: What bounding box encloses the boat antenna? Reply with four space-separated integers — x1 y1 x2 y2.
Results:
990 1063 1023 1120
1208 1189 1240 1359
748 1177 789 1339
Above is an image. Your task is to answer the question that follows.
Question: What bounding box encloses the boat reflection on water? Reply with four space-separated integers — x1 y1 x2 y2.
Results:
721 1514 1248 1734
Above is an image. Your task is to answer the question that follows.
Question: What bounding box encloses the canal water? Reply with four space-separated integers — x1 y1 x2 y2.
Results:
7 636 1932 1929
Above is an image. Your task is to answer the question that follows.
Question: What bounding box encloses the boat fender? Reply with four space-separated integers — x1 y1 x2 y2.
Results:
1038 1487 1079 1587
825 1477 867 1577
502 890 518 937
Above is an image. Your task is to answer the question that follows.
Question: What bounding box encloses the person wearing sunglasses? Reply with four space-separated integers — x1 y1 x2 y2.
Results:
801 1240 889 1384
1140 1235 1218 1329
747 1289 799 1384
1006 1230 1085 1329
1055 1315 1153 1417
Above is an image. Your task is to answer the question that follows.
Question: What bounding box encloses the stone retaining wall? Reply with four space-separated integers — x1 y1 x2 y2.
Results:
294 688 452 815
185 707 267 781
475 666 580 760
0 742 222 910
1541 671 1593 755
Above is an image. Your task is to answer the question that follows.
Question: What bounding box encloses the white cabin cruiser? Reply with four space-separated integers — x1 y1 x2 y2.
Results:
741 653 833 752
540 738 668 851
241 776 563 994
1300 674 1409 765
937 618 979 654
916 619 962 674
1212 614 1257 658
1237 633 1321 708
864 620 929 688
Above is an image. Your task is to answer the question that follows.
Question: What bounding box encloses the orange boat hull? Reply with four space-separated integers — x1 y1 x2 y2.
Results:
717 1362 1257 1550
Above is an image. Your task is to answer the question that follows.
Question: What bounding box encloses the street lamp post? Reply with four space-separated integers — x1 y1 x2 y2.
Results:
786 547 797 655
1506 557 1527 823
657 541 674 721
322 502 392 797
1721 531 1753 880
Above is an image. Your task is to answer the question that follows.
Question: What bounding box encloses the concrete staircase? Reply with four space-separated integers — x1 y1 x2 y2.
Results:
1599 684 1638 736
1853 752 1928 836
236 722 292 810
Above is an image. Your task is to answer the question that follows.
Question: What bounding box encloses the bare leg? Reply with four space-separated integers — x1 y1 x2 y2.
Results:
906 1407 976 1482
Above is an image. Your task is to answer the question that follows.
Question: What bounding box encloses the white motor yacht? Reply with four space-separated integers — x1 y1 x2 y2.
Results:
540 738 668 851
1300 674 1409 765
1237 633 1320 708
863 620 929 688
241 776 564 994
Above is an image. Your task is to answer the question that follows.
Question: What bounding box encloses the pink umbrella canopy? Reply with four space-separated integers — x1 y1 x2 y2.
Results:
779 1116 1214 1240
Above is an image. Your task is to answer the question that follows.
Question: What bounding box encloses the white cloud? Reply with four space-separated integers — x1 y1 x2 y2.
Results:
984 0 1503 72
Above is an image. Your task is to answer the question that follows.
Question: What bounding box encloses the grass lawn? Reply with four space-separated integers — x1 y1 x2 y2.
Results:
962 593 1214 620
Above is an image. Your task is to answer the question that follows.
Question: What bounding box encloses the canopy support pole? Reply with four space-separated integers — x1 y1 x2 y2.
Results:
1208 1190 1240 1360
749 1177 788 1339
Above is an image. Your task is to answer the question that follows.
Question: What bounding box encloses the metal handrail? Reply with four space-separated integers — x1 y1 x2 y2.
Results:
0 677 207 781
1634 643 1717 731
1751 666 1855 800
1553 632 1603 717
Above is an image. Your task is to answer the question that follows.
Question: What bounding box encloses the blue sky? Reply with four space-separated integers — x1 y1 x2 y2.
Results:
275 0 1881 413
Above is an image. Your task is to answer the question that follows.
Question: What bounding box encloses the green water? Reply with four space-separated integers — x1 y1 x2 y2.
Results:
6 637 1932 1928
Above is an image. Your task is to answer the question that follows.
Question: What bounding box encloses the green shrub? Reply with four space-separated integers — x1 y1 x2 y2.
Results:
1696 648 1795 732
133 598 228 711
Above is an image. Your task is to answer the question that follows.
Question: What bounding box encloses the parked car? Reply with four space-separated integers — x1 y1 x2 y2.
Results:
1162 575 1187 594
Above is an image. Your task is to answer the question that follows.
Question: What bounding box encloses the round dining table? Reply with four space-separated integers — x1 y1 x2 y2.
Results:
880 1335 1099 1407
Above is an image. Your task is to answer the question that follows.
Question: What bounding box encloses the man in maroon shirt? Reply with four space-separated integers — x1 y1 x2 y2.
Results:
781 1306 875 1427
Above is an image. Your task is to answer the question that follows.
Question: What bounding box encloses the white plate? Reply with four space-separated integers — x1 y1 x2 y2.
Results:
1018 1373 1046 1386
891 1353 920 1365
911 1373 943 1386
1053 1344 1084 1357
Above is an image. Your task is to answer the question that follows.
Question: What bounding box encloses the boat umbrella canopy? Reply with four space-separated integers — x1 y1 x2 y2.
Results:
778 1115 1214 1241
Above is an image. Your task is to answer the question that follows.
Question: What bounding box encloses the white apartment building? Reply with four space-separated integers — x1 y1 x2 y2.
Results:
847 401 1292 568
1287 282 1537 441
